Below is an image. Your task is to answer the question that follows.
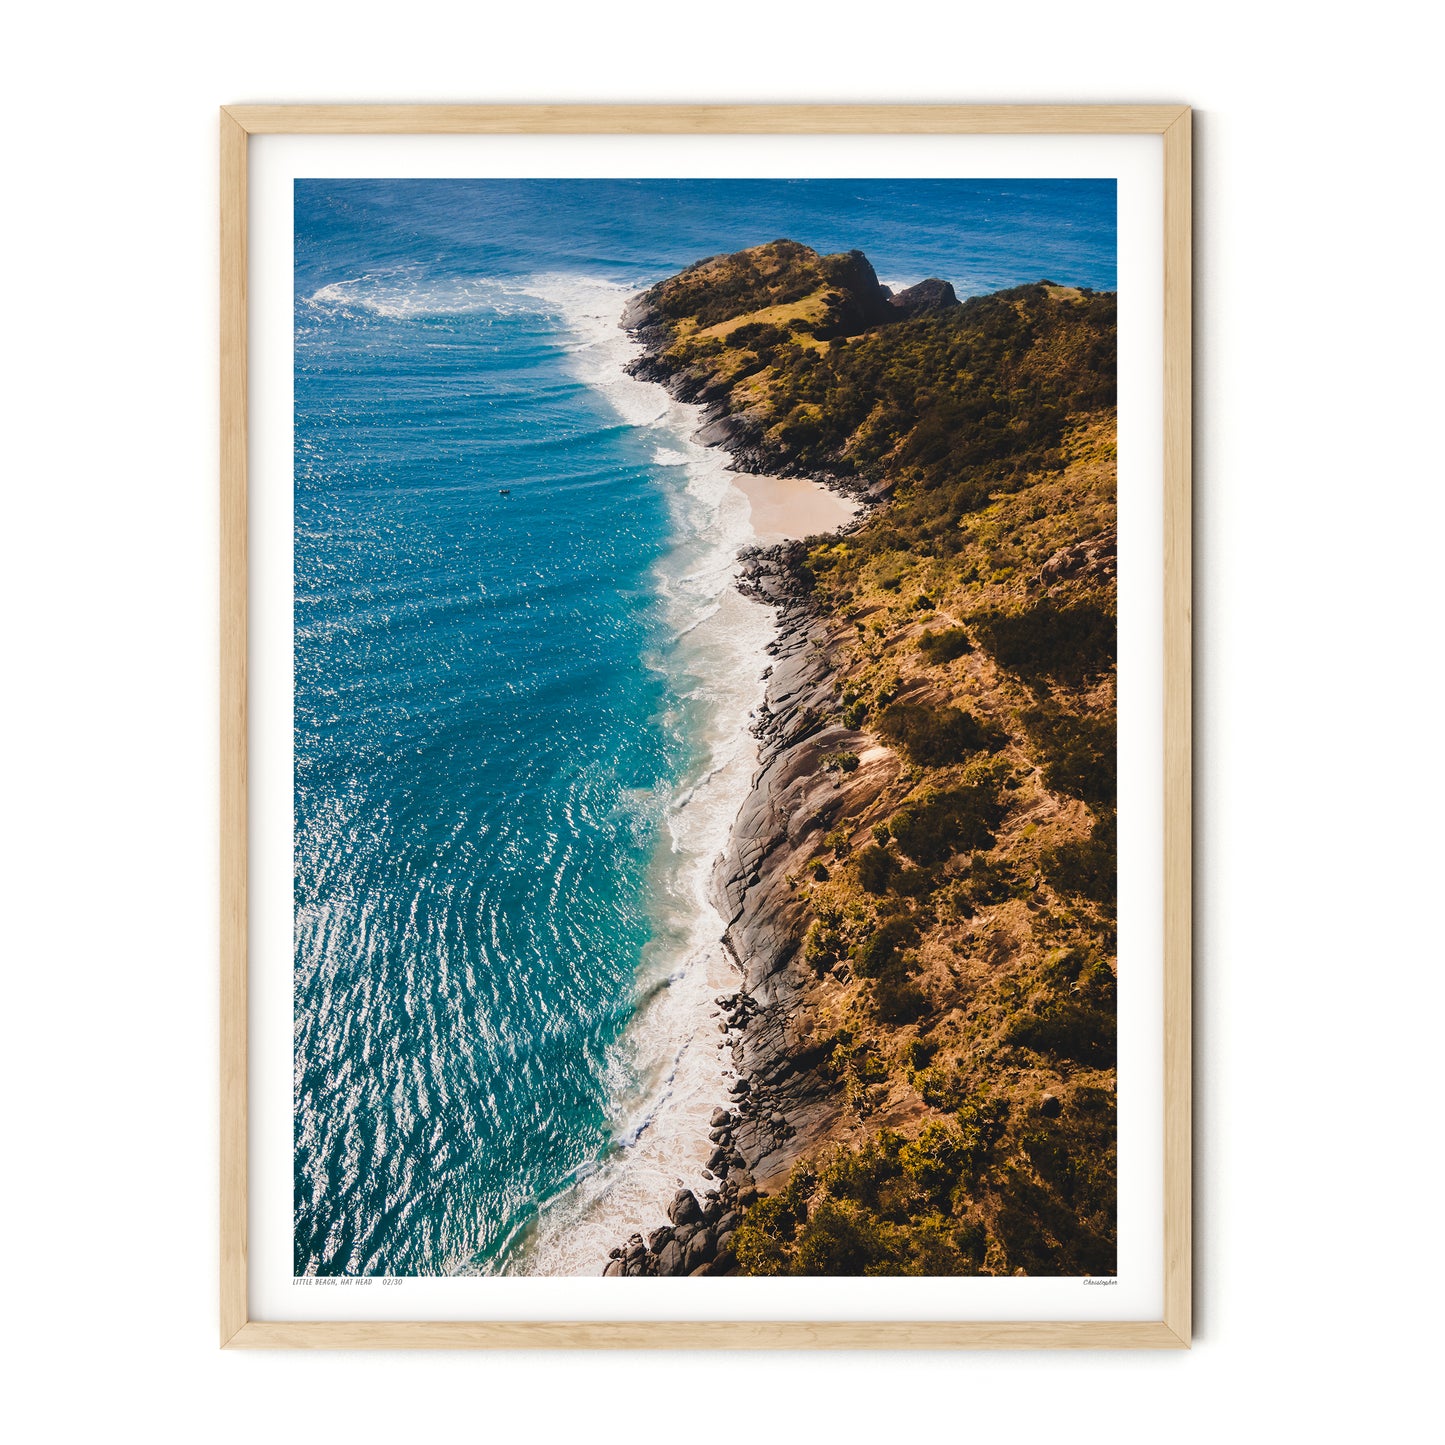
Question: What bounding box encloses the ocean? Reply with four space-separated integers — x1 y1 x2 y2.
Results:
292 178 1118 1276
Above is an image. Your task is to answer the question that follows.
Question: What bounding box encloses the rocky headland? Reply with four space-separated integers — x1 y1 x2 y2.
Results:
603 240 1120 1278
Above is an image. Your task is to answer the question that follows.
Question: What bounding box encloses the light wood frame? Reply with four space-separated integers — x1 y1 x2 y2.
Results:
221 103 1192 1350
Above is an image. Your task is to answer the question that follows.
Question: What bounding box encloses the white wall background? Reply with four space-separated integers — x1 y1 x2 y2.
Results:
3 2 1438 1438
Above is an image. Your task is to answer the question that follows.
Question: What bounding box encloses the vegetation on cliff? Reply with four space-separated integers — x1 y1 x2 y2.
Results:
632 240 1119 1276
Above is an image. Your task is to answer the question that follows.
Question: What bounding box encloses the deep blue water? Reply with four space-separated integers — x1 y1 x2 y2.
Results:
293 178 1116 1276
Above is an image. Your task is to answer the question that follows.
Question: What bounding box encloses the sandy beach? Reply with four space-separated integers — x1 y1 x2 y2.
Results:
733 471 858 542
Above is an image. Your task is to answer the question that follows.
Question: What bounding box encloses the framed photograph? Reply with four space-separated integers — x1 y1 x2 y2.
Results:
221 104 1191 1349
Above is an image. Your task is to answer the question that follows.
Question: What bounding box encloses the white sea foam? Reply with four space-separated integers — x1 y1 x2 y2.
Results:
496 274 777 1277
304 269 539 321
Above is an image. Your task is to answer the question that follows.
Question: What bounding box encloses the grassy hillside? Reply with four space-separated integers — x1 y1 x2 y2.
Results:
633 242 1119 1276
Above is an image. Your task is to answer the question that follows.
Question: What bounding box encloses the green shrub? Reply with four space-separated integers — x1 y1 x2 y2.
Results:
1015 1083 1116 1261
901 1037 937 1071
911 1063 967 1112
1004 960 1116 1066
913 1219 987 1274
972 600 1115 687
889 784 1006 864
726 320 790 355
917 627 974 663
821 750 860 774
955 1091 1011 1150
731 1114 1025 1276
731 1195 793 1275
1043 814 1116 909
1023 705 1116 812
844 1046 890 1088
855 843 894 894
900 1122 972 1205
803 918 844 969
818 1133 903 1206
792 1200 900 1276
957 853 1025 907
874 972 930 1024
878 701 1001 766
852 915 917 978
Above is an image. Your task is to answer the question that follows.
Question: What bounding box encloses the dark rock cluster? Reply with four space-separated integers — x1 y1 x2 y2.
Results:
887 277 959 317
1039 528 1117 588
602 1128 753 1278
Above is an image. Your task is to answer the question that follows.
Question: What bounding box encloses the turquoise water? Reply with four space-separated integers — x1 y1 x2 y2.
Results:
293 180 1117 1276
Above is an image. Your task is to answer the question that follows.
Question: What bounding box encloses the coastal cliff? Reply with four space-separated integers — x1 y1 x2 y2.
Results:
606 240 1119 1278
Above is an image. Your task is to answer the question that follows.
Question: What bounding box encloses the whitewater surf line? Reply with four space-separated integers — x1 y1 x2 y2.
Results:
498 276 775 1276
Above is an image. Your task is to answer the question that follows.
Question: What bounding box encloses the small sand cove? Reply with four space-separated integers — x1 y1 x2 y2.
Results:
732 471 859 542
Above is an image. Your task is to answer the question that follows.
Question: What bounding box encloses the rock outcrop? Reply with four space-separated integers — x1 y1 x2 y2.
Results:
709 547 898 1192
601 1179 749 1278
887 277 959 317
1039 529 1117 588
602 246 1121 1278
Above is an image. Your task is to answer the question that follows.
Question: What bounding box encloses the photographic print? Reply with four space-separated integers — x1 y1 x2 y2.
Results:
292 176 1120 1282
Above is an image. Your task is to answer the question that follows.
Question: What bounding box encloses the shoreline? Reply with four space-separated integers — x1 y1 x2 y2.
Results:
595 307 892 1279
503 277 773 1277
508 276 865 1278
